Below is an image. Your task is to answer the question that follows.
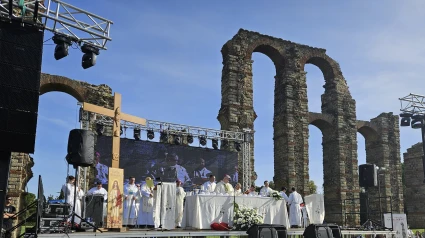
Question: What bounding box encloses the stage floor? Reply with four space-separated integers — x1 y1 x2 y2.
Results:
37 228 396 238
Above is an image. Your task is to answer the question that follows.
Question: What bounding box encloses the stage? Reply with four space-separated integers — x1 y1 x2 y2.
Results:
37 228 396 237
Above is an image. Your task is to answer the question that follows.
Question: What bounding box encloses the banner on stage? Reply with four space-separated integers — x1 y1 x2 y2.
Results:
106 167 124 228
384 213 408 238
94 136 238 190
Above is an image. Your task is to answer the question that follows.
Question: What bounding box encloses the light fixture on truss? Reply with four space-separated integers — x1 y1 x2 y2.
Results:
174 135 181 145
199 136 207 146
187 134 194 144
81 44 100 69
212 139 218 150
147 130 155 140
134 128 141 140
235 142 241 151
52 34 72 60
96 123 104 135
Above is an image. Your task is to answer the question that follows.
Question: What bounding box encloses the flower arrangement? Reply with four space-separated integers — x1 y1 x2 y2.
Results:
270 191 283 201
232 203 264 231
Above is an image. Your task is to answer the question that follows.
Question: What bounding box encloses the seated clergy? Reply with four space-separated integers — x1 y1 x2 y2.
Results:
234 183 242 196
260 180 273 196
214 175 234 195
244 185 256 195
201 175 216 192
137 177 155 227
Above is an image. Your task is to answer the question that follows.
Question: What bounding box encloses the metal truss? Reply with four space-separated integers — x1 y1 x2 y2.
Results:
399 93 425 115
83 111 246 142
0 0 113 50
242 141 251 190
81 110 253 189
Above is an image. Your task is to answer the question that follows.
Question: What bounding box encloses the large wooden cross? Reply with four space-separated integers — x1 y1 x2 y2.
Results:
82 93 146 168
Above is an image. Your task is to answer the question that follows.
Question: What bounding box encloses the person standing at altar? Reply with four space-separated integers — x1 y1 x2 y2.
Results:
95 152 108 184
214 175 234 195
279 187 289 203
87 181 108 218
288 187 303 228
123 176 139 227
234 183 243 196
175 179 186 228
260 181 273 196
137 177 155 228
201 175 216 192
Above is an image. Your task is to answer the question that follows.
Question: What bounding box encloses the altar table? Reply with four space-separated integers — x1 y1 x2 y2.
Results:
181 195 290 229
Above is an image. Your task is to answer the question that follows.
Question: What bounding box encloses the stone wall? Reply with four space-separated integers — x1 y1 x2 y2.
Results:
6 73 113 236
403 143 425 228
218 29 404 226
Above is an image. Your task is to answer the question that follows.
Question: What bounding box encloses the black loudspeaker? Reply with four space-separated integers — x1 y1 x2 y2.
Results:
303 224 341 238
0 20 44 153
84 194 105 227
247 224 287 238
67 129 95 167
359 164 378 187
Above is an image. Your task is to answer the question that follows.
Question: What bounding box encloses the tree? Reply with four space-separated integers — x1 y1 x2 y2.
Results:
22 193 37 222
307 180 317 194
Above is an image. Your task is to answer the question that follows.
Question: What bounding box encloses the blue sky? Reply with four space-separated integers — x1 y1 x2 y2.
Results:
27 0 425 196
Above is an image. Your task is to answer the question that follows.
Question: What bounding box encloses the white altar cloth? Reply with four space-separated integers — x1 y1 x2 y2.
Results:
181 195 290 229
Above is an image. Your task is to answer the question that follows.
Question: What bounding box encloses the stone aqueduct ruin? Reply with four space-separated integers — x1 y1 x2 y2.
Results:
8 29 406 225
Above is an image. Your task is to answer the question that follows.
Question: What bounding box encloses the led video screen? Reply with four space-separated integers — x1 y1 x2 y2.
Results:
94 136 239 189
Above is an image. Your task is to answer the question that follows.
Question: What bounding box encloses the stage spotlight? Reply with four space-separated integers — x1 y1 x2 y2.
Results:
400 113 413 127
160 132 168 142
235 142 241 151
52 35 72 60
212 139 218 150
134 129 141 140
174 136 181 145
199 136 207 146
147 130 155 140
96 124 104 135
187 134 194 144
411 118 423 129
81 44 100 69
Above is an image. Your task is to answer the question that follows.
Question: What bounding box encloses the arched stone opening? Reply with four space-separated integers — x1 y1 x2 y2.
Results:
218 29 359 225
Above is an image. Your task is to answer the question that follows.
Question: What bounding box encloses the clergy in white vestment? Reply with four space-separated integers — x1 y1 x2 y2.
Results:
214 175 234 195
193 158 212 178
123 176 139 226
244 185 256 195
288 187 303 228
260 181 274 196
279 187 290 203
175 179 186 228
137 177 155 227
61 176 84 224
234 183 243 196
300 203 309 228
201 175 216 192
87 181 108 218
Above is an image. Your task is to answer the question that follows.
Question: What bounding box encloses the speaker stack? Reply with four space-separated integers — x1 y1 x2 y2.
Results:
359 164 378 187
0 20 44 153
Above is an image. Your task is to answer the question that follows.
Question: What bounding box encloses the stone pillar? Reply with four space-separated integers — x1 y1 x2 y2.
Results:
217 44 257 187
7 153 34 238
403 143 425 228
319 60 359 226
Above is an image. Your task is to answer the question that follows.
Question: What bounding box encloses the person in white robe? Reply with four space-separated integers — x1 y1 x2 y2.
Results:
175 179 186 228
135 184 141 223
137 177 155 227
279 187 289 203
234 183 243 196
169 154 191 184
123 176 139 226
193 158 212 179
244 185 256 195
288 187 303 228
300 203 309 228
87 181 108 218
214 175 234 195
201 175 216 192
260 181 274 196
61 176 84 224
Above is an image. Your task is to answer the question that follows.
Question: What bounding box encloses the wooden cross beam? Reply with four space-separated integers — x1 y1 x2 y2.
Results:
82 93 146 168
